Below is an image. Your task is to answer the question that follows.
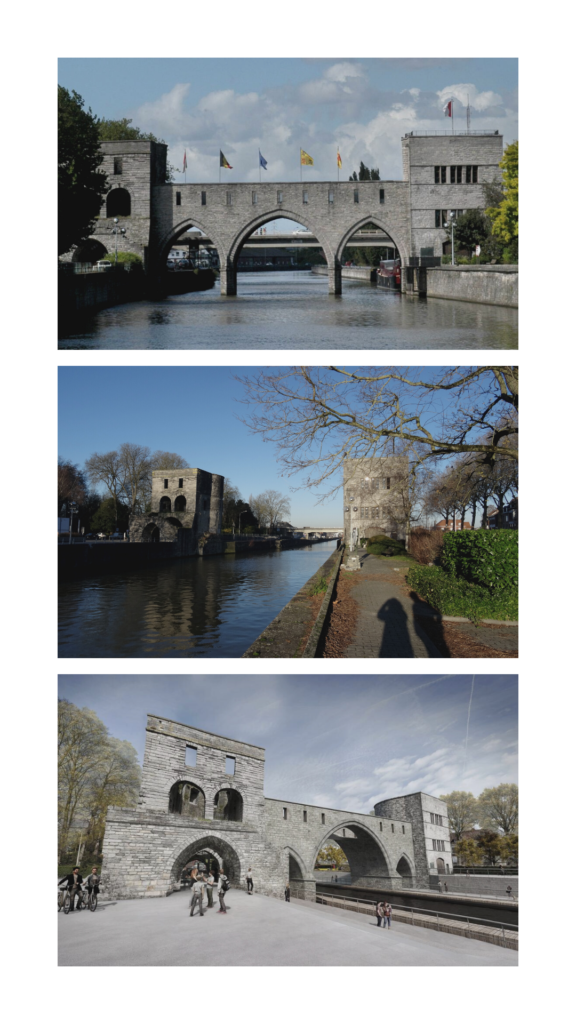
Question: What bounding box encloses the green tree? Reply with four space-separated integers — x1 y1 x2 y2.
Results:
453 838 483 866
58 87 108 256
450 210 491 258
98 119 175 181
317 844 349 869
439 790 479 840
90 497 130 534
500 833 518 865
349 161 380 181
486 141 518 250
477 783 518 834
476 831 504 866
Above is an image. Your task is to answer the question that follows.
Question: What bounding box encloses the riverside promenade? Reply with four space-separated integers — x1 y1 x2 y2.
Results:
58 890 517 967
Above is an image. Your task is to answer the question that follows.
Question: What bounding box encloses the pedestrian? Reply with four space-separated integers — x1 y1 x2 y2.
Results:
444 881 448 892
246 867 253 894
506 885 513 899
285 882 290 902
217 873 228 913
205 871 215 908
376 901 384 927
383 902 392 929
190 877 205 918
437 881 442 893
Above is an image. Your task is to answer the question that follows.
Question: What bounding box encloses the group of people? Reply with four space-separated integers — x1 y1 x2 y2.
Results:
186 866 255 917
376 901 392 928
58 866 100 911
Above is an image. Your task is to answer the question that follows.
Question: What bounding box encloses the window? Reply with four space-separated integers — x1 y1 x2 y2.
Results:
354 189 359 204
283 807 288 820
328 190 334 204
201 191 207 206
402 825 405 834
225 756 236 775
176 191 181 206
179 478 184 489
379 822 383 832
226 192 232 206
391 823 395 833
106 188 131 218
252 191 258 205
277 190 283 204
342 829 346 837
113 157 122 175
435 165 447 184
386 477 391 489
164 479 168 489
185 745 197 767
379 188 385 204
303 810 308 823
450 165 463 184
303 191 308 204
465 165 478 183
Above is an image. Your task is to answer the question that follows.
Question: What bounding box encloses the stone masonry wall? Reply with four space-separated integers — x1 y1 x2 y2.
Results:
375 792 452 886
343 456 410 544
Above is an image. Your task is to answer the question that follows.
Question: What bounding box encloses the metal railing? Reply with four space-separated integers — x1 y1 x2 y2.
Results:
314 890 518 939
404 130 500 137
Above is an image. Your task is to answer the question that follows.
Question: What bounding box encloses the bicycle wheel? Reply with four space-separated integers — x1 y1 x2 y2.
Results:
63 893 71 915
89 894 97 912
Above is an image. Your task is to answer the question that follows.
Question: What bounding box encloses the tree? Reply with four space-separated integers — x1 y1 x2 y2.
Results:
453 838 483 866
486 141 518 251
90 497 130 535
477 783 518 834
98 118 175 182
349 162 380 181
476 831 504 866
251 489 291 532
500 833 518 865
425 469 460 530
439 791 479 840
118 442 152 515
237 367 518 504
58 459 87 512
58 87 108 256
85 450 124 523
317 844 349 869
450 210 491 258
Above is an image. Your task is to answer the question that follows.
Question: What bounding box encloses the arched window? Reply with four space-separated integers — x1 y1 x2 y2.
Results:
106 188 131 218
213 788 243 822
169 781 206 819
159 496 171 513
174 495 186 512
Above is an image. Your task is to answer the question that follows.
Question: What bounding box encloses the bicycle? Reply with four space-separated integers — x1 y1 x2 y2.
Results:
86 887 98 912
58 888 69 913
75 888 88 911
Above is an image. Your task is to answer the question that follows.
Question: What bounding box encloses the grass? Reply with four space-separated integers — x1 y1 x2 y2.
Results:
406 565 518 624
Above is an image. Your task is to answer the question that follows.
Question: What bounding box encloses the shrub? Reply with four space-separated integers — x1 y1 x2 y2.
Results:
409 528 444 565
406 565 518 623
364 534 405 558
442 530 518 592
108 251 143 266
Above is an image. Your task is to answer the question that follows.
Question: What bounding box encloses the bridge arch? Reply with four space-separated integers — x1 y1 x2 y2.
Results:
395 853 416 886
312 819 394 883
336 215 408 267
156 217 228 276
141 522 160 543
226 209 335 273
170 835 242 890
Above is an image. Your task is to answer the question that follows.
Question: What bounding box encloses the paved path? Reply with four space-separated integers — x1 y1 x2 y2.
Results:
343 556 442 658
58 890 517 967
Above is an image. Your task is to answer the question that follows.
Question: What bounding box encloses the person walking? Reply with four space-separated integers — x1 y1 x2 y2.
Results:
246 868 253 895
383 902 392 929
205 871 215 908
217 873 228 913
190 876 205 918
376 901 384 927
285 882 290 902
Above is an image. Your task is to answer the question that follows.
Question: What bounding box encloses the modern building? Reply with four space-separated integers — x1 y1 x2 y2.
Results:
343 456 410 546
101 716 452 901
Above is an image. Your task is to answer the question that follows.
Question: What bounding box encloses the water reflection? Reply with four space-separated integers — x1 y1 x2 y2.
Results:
58 542 336 658
59 272 518 350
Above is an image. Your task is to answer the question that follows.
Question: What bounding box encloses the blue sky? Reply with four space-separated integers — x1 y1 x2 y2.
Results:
58 365 473 526
58 674 518 812
58 58 518 185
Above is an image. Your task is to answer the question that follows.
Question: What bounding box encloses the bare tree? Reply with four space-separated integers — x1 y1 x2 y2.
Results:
425 469 459 530
251 490 291 532
236 366 518 504
58 459 87 512
150 451 189 471
85 450 124 522
118 443 152 515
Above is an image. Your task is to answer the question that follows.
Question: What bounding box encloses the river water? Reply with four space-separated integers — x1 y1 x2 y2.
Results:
58 541 336 658
59 271 518 350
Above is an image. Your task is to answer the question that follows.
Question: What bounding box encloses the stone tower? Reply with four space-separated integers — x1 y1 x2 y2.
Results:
343 456 410 545
129 468 224 544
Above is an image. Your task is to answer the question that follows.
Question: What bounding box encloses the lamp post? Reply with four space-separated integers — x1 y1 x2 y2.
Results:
238 509 248 535
111 217 127 265
68 501 78 545
444 211 456 266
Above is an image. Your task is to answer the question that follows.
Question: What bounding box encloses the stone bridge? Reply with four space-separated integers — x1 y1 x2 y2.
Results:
82 132 503 296
101 716 452 902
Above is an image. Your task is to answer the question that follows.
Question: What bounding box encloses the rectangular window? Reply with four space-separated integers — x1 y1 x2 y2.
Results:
435 210 441 228
252 191 258 205
391 823 395 833
201 191 206 206
402 825 405 834
225 756 236 775
466 165 478 183
379 188 385 204
164 479 168 489
379 822 383 832
342 829 346 836
450 165 463 184
277 190 283 204
430 813 435 823
328 190 334 204
114 157 122 175
226 192 232 206
434 165 440 184
185 746 197 766
473 166 478 183
178 478 184 489
386 477 391 490
321 813 325 825
283 807 288 820
354 188 359 203
176 191 181 206
303 810 308 823
441 166 447 184
303 190 308 204
432 839 437 851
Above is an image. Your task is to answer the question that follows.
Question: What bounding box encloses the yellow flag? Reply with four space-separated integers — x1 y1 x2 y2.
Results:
337 150 342 169
300 149 314 166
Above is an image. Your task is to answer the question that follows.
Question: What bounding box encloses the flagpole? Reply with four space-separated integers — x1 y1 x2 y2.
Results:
300 150 302 183
452 97 454 135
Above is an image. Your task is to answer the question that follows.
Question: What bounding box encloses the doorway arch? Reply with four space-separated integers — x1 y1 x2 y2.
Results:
170 835 242 890
436 857 446 874
141 523 160 543
213 788 243 822
168 781 206 819
106 188 131 218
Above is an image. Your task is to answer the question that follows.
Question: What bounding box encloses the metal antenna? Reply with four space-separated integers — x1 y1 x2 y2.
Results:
466 94 471 132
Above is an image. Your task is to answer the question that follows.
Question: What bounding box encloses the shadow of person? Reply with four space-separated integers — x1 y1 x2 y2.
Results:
377 598 414 657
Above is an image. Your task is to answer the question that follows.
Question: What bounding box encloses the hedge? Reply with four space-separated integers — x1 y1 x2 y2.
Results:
442 530 518 592
406 565 518 624
363 534 405 557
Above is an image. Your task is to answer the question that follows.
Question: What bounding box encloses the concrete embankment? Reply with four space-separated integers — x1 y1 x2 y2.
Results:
243 546 344 658
312 265 376 283
408 264 518 307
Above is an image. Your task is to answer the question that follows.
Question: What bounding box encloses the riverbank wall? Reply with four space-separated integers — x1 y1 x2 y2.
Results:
312 265 376 283
403 264 518 307
242 546 344 658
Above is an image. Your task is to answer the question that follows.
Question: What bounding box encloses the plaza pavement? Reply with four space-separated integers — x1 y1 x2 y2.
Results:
58 890 517 967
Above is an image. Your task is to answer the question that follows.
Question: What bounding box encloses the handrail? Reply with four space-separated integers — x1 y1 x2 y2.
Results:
310 890 518 932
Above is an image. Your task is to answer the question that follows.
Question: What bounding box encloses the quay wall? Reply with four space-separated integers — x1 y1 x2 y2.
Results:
312 265 376 282
425 265 518 307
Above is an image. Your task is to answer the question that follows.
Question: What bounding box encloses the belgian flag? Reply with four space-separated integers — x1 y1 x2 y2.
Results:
220 150 233 169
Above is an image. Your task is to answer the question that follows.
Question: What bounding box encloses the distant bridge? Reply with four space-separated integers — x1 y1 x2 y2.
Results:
293 527 343 539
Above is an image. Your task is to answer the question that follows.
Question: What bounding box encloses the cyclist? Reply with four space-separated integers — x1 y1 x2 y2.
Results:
58 866 83 911
86 867 100 897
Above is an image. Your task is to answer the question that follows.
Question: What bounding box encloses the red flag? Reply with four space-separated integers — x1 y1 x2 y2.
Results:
444 101 452 118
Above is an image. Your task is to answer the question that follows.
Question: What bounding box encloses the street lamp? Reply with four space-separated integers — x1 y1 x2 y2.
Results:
111 217 127 265
238 509 249 535
444 211 456 266
68 501 78 545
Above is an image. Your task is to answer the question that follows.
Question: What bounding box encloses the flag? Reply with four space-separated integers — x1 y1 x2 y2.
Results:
444 100 452 118
183 150 187 172
300 149 314 166
337 150 342 169
259 150 268 170
220 150 233 169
